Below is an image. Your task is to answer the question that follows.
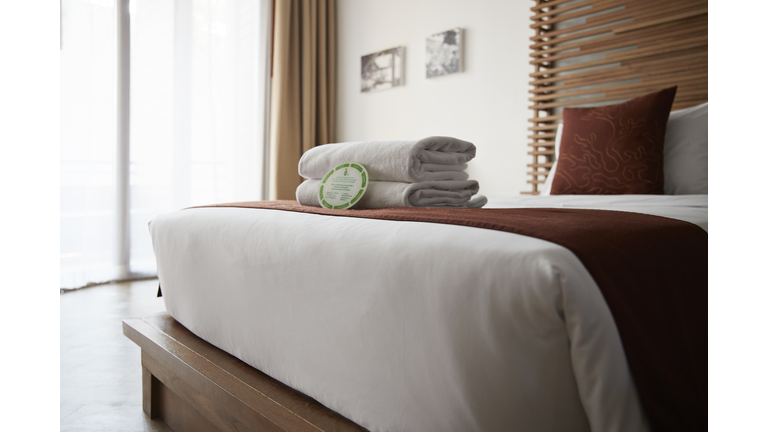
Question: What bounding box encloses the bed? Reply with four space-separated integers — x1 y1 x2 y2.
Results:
125 106 708 430
123 1 708 430
127 192 706 432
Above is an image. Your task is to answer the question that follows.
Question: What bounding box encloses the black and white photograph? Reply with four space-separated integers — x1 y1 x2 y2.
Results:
360 46 405 93
426 28 463 78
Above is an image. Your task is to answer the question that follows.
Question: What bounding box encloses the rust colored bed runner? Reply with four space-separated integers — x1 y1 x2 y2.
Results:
197 200 707 432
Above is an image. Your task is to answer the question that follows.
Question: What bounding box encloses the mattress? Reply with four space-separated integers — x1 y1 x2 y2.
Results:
149 194 707 432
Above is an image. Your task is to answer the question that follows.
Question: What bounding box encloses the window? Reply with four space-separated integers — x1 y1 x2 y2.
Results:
60 0 271 289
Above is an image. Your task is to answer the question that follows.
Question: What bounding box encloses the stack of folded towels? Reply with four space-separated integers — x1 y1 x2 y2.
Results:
296 136 487 209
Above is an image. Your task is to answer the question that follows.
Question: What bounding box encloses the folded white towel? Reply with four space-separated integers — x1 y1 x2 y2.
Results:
298 136 476 182
297 179 487 209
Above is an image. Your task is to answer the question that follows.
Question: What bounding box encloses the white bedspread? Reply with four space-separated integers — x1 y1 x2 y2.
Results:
149 194 707 432
485 194 708 231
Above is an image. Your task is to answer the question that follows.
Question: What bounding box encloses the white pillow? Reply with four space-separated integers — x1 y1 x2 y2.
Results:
539 123 562 196
663 102 708 195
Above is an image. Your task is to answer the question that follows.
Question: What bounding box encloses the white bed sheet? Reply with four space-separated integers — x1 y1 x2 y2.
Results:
149 195 707 432
485 194 708 232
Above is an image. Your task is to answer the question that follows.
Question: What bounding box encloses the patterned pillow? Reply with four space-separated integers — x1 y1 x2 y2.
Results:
550 86 677 195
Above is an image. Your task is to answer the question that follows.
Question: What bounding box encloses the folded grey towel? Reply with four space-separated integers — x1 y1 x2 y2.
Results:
297 179 487 209
298 136 476 182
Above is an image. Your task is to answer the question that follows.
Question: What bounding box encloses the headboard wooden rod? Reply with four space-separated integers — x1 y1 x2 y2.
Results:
530 75 707 102
531 59 707 91
531 0 584 13
530 35 707 78
613 8 707 34
531 20 706 63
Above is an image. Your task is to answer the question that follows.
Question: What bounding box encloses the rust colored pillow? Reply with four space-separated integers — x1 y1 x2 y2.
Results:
551 86 677 195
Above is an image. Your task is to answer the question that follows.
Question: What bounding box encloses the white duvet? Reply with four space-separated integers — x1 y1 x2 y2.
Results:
149 194 707 432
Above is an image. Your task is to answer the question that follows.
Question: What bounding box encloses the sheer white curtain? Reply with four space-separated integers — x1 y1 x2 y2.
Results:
60 0 118 289
60 0 271 289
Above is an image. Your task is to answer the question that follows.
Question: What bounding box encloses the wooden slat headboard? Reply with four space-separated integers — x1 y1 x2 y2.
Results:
524 0 708 195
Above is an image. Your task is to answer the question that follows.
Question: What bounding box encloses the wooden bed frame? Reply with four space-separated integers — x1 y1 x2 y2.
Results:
124 1 708 430
123 313 366 432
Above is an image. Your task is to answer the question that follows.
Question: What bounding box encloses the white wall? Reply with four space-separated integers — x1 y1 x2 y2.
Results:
336 0 534 196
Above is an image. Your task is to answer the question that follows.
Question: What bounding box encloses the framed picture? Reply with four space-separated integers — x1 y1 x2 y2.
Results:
426 28 464 78
361 46 405 93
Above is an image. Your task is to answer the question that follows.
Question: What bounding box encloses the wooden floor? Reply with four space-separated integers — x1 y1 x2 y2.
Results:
60 278 173 432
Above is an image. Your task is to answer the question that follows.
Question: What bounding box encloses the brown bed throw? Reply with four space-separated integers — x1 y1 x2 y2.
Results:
196 200 707 432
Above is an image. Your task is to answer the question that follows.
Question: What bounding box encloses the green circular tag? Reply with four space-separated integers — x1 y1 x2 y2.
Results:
318 162 369 209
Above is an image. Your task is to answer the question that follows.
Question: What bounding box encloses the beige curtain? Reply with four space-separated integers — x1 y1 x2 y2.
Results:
269 0 336 200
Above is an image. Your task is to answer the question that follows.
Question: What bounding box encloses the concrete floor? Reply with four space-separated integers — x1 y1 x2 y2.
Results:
60 279 173 432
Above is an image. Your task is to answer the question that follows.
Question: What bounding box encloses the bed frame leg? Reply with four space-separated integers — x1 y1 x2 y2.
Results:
142 360 159 419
